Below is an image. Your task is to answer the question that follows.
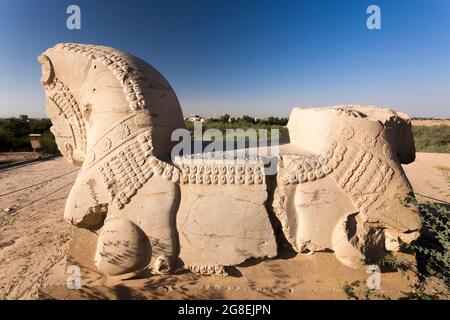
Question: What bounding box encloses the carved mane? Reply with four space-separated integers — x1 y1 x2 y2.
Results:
38 43 186 167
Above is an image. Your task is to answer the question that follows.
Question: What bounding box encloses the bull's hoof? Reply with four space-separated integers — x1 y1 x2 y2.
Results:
94 218 152 276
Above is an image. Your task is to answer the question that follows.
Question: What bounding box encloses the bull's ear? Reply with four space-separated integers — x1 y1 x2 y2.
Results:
37 55 55 85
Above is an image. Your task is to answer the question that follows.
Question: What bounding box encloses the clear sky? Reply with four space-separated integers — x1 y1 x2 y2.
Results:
0 0 449 118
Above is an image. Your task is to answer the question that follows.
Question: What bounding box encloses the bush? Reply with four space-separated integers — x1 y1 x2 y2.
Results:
0 126 15 151
29 118 52 133
0 117 58 153
40 130 60 155
0 124 31 151
411 202 450 294
184 118 286 142
13 136 33 151
0 117 29 137
413 125 450 153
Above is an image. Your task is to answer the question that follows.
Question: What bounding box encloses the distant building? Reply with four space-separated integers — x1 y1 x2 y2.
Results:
185 114 205 122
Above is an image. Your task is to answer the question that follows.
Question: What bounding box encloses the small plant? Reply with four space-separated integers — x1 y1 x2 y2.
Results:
361 254 412 272
40 130 60 155
363 286 372 300
361 197 449 300
340 281 359 300
363 286 392 300
412 125 450 153
1 262 29 300
401 282 439 300
401 200 450 298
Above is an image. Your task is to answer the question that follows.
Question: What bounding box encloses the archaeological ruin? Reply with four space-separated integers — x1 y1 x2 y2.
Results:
38 43 422 278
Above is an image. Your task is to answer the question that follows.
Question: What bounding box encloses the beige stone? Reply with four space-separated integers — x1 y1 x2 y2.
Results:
175 159 277 267
94 217 152 276
39 43 421 277
39 43 186 276
275 106 421 267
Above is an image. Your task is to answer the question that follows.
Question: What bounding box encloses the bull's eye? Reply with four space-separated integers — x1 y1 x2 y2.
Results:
38 54 54 85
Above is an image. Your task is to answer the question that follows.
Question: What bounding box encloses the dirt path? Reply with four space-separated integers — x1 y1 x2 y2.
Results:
0 158 77 299
0 153 449 300
0 152 40 165
412 119 450 127
403 152 450 203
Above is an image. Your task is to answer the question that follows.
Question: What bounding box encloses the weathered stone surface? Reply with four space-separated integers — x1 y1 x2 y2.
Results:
67 227 98 272
275 106 421 267
174 158 277 268
39 43 421 277
94 218 152 276
39 43 186 276
176 169 277 266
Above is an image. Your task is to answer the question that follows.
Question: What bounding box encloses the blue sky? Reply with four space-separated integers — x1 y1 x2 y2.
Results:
0 0 449 118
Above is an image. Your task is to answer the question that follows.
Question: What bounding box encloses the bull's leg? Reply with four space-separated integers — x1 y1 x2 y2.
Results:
94 174 180 276
331 213 387 268
94 216 152 277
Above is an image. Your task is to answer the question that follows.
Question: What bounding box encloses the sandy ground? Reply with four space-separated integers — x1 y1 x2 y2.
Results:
0 158 77 299
0 152 40 165
0 153 449 300
403 153 450 203
411 119 450 127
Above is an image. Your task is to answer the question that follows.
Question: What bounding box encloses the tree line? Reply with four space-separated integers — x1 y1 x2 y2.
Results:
0 116 59 154
0 114 290 154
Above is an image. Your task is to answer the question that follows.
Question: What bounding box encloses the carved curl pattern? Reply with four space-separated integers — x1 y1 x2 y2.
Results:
340 125 355 140
184 264 228 276
44 77 87 153
58 43 147 112
99 131 179 209
176 157 265 186
333 146 395 214
279 141 347 185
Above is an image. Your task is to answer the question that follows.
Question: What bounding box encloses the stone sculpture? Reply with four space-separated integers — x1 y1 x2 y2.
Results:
38 43 421 277
275 107 421 267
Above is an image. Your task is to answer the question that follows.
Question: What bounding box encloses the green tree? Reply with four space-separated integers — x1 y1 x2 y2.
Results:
0 117 30 137
220 114 231 123
40 130 60 155
29 118 52 134
0 126 14 151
